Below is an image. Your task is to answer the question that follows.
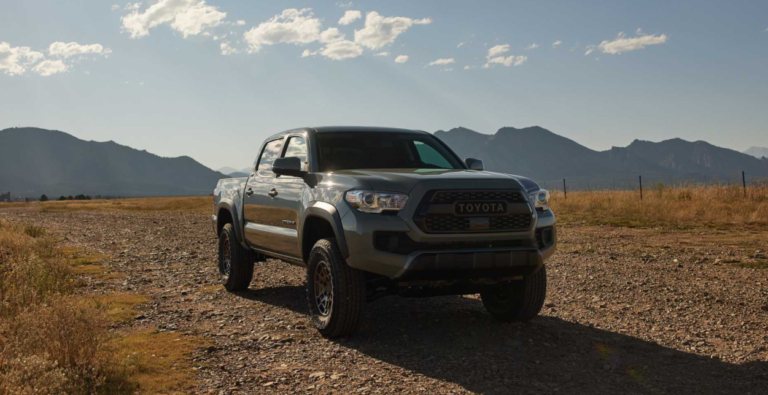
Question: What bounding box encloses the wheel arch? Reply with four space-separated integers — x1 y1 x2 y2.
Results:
301 202 350 262
216 201 247 249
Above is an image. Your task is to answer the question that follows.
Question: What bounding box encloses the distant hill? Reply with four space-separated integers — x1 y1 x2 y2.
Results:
0 127 228 198
744 147 768 159
436 126 768 184
228 172 249 178
216 166 251 176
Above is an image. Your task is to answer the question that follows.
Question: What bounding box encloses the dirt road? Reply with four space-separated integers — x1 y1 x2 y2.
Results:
3 209 767 394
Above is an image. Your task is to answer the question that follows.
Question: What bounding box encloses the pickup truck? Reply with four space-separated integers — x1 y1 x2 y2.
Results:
212 127 556 337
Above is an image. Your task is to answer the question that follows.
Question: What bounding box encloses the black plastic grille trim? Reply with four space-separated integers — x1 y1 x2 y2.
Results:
414 189 532 234
374 232 535 255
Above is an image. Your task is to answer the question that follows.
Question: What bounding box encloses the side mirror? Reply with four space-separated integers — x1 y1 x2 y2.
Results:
465 158 484 171
272 157 307 178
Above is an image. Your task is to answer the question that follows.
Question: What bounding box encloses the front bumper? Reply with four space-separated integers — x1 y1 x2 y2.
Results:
341 205 556 279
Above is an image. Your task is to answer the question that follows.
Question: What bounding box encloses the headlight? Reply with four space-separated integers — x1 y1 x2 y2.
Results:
529 189 550 211
345 190 409 213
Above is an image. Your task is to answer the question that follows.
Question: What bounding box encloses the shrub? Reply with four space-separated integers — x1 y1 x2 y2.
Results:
0 220 115 394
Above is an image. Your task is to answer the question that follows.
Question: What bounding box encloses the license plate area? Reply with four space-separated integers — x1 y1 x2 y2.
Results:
454 201 507 216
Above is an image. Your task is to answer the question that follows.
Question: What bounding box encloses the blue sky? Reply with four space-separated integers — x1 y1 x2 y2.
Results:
1 0 767 170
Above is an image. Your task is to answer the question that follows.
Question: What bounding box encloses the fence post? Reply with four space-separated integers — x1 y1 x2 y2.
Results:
742 171 747 197
639 175 643 200
563 179 567 199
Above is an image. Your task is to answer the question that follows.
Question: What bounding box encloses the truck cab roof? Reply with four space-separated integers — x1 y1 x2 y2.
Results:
264 126 429 141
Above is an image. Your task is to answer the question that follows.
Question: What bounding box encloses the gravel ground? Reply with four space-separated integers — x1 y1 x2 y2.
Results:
2 209 767 394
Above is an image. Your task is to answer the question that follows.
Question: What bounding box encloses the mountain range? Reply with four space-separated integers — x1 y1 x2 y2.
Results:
0 127 227 198
2 126 766 198
744 147 768 159
435 126 768 184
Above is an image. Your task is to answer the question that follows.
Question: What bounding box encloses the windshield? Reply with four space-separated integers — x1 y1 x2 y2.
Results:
315 132 465 172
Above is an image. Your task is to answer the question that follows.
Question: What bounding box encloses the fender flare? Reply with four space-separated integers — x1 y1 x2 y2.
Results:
216 200 249 249
301 202 350 260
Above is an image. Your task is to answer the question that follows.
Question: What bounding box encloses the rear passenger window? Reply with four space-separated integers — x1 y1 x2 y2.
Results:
283 136 308 170
256 139 283 177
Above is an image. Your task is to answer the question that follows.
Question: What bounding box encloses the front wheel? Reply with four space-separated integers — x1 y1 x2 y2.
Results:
481 266 547 322
218 223 254 292
306 238 366 338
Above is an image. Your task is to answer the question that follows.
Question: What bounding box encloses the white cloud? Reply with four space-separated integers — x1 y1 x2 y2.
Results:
525 43 539 50
220 41 240 55
428 58 454 66
457 42 465 48
339 10 362 26
441 68 453 72
32 59 68 76
48 42 112 59
236 20 245 26
243 8 322 53
0 42 44 75
594 31 668 55
317 27 363 60
121 0 226 39
111 4 120 11
336 2 353 8
584 46 595 56
552 40 562 48
374 51 389 57
353 11 431 50
241 8 427 61
487 44 510 58
320 39 364 60
2 41 110 77
463 65 472 70
394 54 408 63
483 44 526 68
125 2 141 11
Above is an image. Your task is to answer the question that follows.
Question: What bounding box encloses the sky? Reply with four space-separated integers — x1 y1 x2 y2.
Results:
1 0 767 171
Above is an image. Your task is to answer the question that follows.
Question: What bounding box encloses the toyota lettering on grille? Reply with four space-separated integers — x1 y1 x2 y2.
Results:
454 201 507 215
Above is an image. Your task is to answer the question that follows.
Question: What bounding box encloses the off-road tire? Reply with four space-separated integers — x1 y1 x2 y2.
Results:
218 223 254 292
306 238 366 338
481 265 547 322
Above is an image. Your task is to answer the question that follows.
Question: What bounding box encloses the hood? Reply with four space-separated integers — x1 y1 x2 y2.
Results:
332 169 536 192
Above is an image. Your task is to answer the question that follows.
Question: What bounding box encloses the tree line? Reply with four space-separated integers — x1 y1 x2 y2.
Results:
39 194 92 202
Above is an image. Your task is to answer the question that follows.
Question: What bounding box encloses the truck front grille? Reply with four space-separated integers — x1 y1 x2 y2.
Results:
414 189 533 234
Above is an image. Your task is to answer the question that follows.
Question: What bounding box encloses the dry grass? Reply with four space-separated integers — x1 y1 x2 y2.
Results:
90 293 151 323
1 219 208 393
36 196 212 214
550 184 768 229
109 331 208 394
0 219 113 394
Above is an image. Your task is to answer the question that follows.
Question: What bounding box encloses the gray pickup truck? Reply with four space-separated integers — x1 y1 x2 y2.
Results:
212 127 556 337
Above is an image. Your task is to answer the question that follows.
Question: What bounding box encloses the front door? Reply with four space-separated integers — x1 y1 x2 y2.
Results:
243 135 307 260
268 135 308 258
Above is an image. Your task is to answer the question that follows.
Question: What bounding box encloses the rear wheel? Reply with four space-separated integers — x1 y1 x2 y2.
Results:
306 238 366 338
218 223 254 292
481 266 547 322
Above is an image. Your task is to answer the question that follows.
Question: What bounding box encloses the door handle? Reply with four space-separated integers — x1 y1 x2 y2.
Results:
246 187 253 196
268 188 278 198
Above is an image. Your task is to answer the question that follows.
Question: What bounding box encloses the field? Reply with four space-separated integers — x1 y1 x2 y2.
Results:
1 186 767 394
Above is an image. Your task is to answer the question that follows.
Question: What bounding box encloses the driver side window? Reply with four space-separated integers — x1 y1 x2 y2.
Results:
283 136 308 171
256 139 283 178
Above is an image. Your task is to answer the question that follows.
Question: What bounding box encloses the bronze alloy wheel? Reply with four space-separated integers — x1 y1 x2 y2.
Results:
313 259 334 316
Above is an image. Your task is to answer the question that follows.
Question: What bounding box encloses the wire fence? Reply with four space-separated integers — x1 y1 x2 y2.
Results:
537 172 768 196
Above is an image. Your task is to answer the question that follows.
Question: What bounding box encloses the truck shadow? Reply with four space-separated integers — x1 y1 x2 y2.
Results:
240 286 768 394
